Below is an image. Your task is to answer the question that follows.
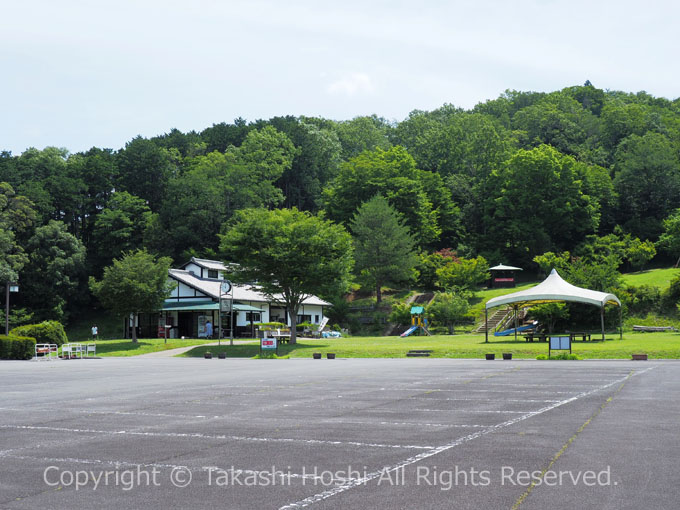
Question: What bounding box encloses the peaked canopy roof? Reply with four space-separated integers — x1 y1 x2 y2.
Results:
489 264 523 271
485 269 621 310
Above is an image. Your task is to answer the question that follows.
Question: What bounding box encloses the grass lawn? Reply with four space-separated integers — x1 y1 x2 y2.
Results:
80 338 219 357
621 267 679 288
180 332 680 360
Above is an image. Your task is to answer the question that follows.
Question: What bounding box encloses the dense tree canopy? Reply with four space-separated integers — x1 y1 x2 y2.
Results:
3 81 680 330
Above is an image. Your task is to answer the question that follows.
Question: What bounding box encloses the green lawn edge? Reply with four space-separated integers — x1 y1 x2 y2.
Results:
178 332 680 360
72 338 218 357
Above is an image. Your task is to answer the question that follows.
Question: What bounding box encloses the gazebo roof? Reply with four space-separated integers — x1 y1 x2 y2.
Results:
489 264 523 271
485 269 621 309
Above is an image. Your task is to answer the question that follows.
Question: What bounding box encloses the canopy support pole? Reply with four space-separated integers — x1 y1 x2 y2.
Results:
619 306 623 340
485 308 488 343
600 305 605 342
514 305 518 341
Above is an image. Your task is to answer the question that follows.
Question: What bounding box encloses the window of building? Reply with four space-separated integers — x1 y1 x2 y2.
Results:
297 314 311 324
208 269 218 279
315 315 320 323
246 312 261 322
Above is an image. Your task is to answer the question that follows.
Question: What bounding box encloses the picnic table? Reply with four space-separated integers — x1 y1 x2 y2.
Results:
271 329 291 344
569 331 592 342
523 332 548 342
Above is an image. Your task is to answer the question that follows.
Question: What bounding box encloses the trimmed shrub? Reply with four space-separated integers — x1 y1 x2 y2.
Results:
10 321 68 347
0 335 37 360
296 321 315 331
253 322 286 331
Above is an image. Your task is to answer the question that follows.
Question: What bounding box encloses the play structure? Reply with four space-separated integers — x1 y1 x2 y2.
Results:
494 321 538 336
400 306 431 337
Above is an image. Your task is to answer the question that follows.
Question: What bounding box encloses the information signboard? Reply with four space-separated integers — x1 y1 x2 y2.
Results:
260 336 277 354
549 336 572 357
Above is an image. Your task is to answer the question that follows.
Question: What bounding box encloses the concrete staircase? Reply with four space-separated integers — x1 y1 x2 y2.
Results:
474 306 512 334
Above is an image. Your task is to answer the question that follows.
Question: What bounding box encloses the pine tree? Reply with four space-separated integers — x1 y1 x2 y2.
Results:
350 195 417 303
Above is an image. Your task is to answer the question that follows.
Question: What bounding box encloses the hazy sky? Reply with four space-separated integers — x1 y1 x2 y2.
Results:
2 0 678 155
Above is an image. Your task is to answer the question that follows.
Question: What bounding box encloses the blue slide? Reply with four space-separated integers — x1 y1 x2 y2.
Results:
494 323 538 336
400 326 418 337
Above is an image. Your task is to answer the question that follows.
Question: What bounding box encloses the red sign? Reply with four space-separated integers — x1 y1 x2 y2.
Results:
494 278 514 282
261 338 277 350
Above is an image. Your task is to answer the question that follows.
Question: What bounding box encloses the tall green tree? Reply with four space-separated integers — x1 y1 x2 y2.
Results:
613 132 680 239
323 146 459 246
20 220 86 321
350 195 418 303
334 115 392 160
66 147 118 248
116 137 176 212
227 125 297 209
0 182 36 286
657 208 680 267
90 192 155 273
89 250 174 342
483 145 598 264
219 208 353 344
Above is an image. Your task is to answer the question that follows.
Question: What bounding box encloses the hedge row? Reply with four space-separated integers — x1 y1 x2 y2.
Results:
0 335 37 360
10 321 68 346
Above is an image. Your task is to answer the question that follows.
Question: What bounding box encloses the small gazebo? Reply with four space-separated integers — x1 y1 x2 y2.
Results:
484 269 621 342
489 264 522 288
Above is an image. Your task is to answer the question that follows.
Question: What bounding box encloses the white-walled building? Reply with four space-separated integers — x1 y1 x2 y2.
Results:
134 257 331 339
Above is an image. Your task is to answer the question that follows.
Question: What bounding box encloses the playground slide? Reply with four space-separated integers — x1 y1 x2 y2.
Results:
494 323 538 336
400 326 418 337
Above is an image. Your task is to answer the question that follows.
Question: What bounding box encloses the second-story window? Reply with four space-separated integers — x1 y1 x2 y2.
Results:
208 269 218 279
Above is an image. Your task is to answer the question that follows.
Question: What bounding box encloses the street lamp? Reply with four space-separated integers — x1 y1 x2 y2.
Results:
219 280 232 347
5 282 19 335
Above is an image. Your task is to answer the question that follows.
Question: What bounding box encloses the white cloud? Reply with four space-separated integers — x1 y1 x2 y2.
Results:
327 73 376 96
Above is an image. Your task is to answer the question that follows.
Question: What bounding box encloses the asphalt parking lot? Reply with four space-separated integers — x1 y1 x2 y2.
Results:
1 357 678 509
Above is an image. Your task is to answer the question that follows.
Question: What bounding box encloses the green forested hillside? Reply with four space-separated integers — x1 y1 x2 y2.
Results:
2 83 680 328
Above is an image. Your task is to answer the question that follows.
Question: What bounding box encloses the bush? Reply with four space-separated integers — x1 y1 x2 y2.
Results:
388 302 412 326
536 353 580 360
10 321 68 347
436 255 489 291
0 335 37 360
660 274 680 311
253 322 286 331
295 321 316 331
619 285 661 316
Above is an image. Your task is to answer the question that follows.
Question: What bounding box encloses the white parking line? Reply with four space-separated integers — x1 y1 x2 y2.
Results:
279 367 656 509
0 425 434 451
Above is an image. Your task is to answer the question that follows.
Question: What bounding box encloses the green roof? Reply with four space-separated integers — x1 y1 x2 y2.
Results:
163 301 218 311
162 301 263 312
232 303 263 312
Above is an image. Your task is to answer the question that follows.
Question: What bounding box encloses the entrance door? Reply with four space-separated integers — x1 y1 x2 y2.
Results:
178 312 194 338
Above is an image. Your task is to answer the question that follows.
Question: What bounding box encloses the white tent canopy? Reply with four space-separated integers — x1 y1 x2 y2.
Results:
484 269 621 342
486 269 620 309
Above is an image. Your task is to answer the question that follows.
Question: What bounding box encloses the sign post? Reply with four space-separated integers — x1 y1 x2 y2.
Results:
5 282 18 335
219 280 231 347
